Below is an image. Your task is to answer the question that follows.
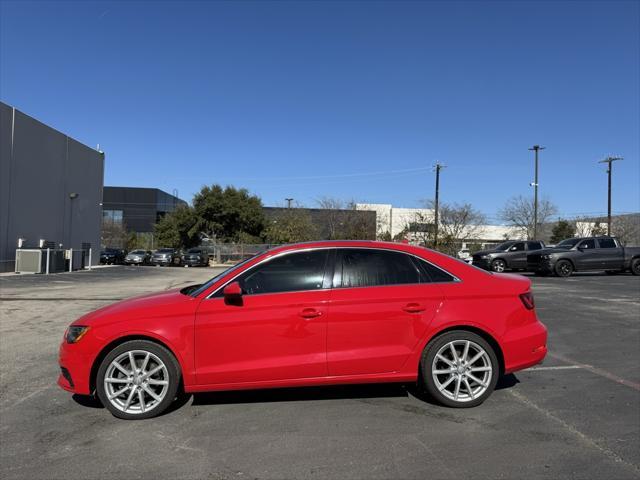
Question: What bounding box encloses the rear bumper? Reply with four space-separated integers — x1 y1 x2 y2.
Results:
502 318 548 373
152 258 173 265
58 341 94 395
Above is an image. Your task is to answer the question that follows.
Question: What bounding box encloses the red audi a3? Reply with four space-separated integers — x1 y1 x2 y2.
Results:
58 241 547 419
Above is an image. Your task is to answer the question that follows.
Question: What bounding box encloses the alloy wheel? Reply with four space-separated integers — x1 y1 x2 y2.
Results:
431 340 493 403
103 350 169 415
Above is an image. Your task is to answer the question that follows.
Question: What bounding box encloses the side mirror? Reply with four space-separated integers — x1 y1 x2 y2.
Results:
223 282 243 305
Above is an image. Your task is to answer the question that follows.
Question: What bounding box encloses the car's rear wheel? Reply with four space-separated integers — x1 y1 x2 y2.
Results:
631 258 640 276
421 331 499 408
491 259 507 273
554 259 573 277
96 340 180 420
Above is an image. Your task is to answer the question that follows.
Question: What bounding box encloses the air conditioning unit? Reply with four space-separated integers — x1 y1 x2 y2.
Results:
15 249 44 273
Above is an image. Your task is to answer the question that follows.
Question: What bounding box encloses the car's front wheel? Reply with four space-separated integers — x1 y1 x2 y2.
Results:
421 331 499 408
490 259 507 273
631 258 640 276
554 259 574 277
96 340 180 420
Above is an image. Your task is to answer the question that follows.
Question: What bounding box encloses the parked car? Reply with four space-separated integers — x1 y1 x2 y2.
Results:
457 248 472 263
527 236 640 277
124 250 152 266
58 240 547 419
151 248 179 266
472 240 545 272
99 248 126 265
180 248 209 267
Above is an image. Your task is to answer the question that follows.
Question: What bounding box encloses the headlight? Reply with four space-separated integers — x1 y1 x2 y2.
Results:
541 254 551 260
65 326 90 344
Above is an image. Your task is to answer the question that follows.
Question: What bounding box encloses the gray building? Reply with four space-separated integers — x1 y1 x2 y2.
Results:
0 101 104 272
102 186 187 234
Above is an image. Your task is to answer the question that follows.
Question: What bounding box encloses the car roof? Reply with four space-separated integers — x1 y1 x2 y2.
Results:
265 240 430 256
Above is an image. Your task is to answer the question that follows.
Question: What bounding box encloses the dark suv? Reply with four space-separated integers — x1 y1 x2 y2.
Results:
472 240 545 272
100 248 126 265
180 248 209 267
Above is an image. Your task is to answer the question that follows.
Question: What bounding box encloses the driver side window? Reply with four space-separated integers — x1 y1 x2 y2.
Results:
236 250 329 295
579 239 596 249
510 242 525 252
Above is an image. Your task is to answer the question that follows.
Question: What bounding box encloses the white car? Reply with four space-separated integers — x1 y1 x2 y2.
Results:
457 249 473 263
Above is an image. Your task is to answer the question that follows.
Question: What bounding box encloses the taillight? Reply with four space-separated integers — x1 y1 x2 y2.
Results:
519 291 535 310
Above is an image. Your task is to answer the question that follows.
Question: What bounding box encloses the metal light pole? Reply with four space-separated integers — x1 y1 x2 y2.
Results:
598 156 623 235
528 145 545 239
433 163 446 249
285 198 294 209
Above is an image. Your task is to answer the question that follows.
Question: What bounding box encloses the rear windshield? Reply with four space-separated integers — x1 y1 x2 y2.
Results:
130 250 146 254
187 249 202 253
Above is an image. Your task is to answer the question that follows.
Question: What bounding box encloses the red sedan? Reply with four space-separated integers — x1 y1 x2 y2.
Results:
58 241 547 419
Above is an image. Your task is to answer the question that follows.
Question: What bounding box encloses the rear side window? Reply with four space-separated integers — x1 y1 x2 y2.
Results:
238 250 329 295
413 258 457 283
598 238 616 249
527 242 543 250
338 249 422 288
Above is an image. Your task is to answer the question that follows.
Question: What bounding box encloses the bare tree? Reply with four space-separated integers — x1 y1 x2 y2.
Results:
315 197 375 240
499 195 558 240
611 214 640 246
420 200 486 254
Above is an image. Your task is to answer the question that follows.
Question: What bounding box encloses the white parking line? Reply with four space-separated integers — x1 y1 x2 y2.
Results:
527 365 583 371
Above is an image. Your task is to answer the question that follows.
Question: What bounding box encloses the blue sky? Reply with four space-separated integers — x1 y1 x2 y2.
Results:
1 0 638 222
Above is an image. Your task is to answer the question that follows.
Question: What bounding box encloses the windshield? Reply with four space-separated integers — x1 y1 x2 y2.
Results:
157 248 174 253
494 241 516 251
187 249 201 253
187 253 262 297
130 250 145 254
557 238 580 248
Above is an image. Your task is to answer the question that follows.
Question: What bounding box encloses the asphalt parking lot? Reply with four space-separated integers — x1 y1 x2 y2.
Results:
1 266 639 479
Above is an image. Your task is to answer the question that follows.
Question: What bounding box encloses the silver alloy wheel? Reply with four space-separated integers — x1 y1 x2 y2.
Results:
492 260 506 273
431 340 493 403
104 350 169 415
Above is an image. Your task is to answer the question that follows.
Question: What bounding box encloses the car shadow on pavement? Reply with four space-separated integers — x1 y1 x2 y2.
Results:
187 374 521 408
71 374 521 415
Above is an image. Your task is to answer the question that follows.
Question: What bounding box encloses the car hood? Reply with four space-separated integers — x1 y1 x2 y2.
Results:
72 289 196 327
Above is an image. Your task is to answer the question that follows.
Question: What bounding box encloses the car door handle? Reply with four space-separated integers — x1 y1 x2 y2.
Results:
402 303 426 313
299 308 323 319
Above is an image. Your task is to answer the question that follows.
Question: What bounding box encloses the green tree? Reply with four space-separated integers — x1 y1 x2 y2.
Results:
193 185 265 242
550 219 576 244
154 205 199 249
264 208 317 244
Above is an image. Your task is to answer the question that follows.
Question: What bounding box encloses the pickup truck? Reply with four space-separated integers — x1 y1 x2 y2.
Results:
526 236 640 277
472 240 545 272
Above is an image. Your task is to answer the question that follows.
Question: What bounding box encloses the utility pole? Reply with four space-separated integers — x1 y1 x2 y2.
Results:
433 163 446 249
528 145 545 239
598 156 623 235
285 198 294 209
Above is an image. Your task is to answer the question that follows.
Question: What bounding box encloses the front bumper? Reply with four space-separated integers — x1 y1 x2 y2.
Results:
152 257 173 265
472 258 492 270
58 340 94 395
182 258 205 266
125 258 145 264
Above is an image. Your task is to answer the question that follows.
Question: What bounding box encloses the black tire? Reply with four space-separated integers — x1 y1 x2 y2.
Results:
631 258 640 276
421 331 499 408
490 259 507 273
96 340 181 420
554 259 574 277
